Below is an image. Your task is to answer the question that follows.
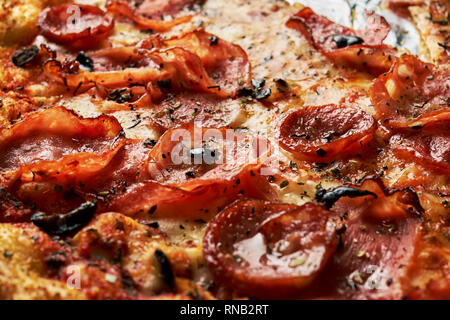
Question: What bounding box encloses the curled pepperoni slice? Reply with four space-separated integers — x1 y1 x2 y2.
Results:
326 44 397 77
0 106 122 172
139 30 251 95
317 178 424 221
37 4 114 50
286 8 355 52
0 107 125 214
286 7 394 76
203 200 337 298
145 123 272 189
278 104 376 162
370 54 450 129
43 46 229 97
104 123 277 219
390 123 450 174
286 7 390 51
307 178 423 299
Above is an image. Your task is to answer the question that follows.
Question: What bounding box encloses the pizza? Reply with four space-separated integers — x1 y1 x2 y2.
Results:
0 0 448 300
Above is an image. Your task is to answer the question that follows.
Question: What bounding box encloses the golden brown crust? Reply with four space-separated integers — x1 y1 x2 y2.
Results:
409 2 449 64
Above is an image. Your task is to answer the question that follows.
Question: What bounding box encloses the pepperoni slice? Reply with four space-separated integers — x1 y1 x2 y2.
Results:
11 140 150 218
326 44 397 77
42 30 249 98
278 104 376 162
37 4 114 50
298 178 424 299
105 166 278 220
0 107 126 214
106 181 257 219
12 141 124 190
104 124 276 219
286 7 390 52
317 178 424 221
139 30 251 95
106 0 193 31
145 123 271 189
0 107 122 172
150 92 245 130
286 7 359 53
361 11 393 46
370 54 450 129
7 141 125 214
390 122 450 174
286 7 394 75
203 200 337 298
43 46 229 97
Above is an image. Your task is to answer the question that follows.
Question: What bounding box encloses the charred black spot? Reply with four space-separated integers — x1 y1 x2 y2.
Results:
157 78 172 90
45 251 67 269
274 78 289 92
76 51 94 71
143 139 158 148
316 148 327 157
121 268 138 293
254 87 271 100
392 186 424 219
239 79 272 100
148 205 158 214
31 200 97 235
237 87 254 96
154 248 174 291
252 78 266 89
12 45 39 67
185 171 196 178
316 186 377 209
209 35 219 46
107 88 132 103
146 221 159 229
332 35 364 49
141 29 154 35
291 133 310 140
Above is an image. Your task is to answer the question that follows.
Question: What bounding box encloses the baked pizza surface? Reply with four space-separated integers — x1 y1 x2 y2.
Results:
0 0 448 300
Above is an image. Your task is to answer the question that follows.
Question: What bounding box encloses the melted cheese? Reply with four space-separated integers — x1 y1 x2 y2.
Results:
0 0 448 300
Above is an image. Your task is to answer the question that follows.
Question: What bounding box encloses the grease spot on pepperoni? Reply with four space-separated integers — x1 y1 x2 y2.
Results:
203 200 337 298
